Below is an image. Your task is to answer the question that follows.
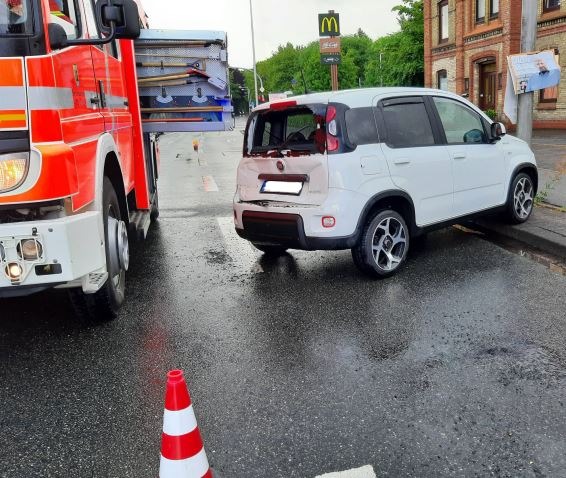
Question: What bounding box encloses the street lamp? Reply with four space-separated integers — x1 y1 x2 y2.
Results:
249 0 259 106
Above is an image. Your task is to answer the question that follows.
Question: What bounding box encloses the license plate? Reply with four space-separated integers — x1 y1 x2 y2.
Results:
260 181 303 195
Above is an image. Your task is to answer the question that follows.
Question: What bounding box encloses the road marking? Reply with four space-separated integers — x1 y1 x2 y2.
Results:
202 175 219 192
315 465 376 478
216 217 263 273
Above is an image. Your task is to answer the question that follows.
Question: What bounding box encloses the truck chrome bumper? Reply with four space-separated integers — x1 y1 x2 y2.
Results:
0 212 106 297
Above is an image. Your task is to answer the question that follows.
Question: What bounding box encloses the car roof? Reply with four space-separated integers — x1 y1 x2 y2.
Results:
255 87 471 111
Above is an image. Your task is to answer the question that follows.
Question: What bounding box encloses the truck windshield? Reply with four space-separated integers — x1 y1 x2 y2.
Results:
0 0 32 35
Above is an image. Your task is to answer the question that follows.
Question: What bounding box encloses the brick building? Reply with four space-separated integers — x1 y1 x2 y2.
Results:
424 0 566 128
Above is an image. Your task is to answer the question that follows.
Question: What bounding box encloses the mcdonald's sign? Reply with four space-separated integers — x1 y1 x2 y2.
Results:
318 13 340 37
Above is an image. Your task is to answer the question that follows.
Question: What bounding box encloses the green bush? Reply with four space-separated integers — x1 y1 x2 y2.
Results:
484 109 497 121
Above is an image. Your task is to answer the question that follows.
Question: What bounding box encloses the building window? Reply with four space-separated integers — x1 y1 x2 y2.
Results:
476 0 486 23
439 1 449 42
543 0 561 13
437 69 448 90
490 0 499 17
540 48 560 102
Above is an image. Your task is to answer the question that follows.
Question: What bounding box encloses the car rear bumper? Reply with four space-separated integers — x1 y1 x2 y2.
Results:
0 212 106 297
235 210 359 250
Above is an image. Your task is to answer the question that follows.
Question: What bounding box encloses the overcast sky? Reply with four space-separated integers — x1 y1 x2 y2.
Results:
142 0 401 68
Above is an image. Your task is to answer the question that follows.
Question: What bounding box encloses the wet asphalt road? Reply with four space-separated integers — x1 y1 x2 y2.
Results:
2 120 566 478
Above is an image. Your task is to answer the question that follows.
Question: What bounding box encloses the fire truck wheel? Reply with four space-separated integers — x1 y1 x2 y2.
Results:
69 177 127 322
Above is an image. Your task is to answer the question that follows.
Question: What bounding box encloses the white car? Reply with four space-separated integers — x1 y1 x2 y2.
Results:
234 88 538 277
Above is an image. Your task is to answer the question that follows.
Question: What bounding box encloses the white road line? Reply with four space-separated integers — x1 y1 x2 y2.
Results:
202 175 219 192
315 465 376 478
216 217 263 273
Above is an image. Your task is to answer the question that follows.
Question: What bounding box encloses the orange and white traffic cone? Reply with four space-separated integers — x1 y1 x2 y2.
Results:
159 370 213 478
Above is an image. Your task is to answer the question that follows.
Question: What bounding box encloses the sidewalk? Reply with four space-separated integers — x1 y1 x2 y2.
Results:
474 207 566 261
531 129 566 208
474 130 565 261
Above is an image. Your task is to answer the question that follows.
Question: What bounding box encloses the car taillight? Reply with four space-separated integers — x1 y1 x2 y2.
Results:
326 106 339 152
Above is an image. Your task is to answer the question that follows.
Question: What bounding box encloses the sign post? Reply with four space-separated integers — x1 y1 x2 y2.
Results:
318 10 340 91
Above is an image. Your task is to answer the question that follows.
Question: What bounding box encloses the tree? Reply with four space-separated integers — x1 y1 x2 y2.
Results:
232 0 424 97
365 0 424 87
341 30 373 87
229 69 247 115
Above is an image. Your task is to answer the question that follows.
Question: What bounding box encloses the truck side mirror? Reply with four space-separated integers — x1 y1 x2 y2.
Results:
48 23 68 50
95 0 140 40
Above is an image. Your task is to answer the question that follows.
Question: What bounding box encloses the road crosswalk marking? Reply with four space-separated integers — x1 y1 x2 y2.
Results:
216 217 263 274
315 465 376 478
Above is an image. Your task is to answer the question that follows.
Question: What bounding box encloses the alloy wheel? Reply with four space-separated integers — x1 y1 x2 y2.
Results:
371 217 407 272
514 177 534 220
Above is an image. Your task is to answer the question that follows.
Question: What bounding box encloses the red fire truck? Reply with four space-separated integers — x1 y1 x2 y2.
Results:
0 0 232 320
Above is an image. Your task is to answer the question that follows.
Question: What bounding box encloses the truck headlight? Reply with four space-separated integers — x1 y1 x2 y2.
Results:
0 153 29 193
18 239 43 261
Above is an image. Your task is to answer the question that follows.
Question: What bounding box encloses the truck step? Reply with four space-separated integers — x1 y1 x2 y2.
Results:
83 272 108 294
129 210 151 241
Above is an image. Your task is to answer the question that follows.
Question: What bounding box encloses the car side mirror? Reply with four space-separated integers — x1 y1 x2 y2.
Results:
95 0 140 40
48 23 68 50
463 128 485 144
490 122 506 141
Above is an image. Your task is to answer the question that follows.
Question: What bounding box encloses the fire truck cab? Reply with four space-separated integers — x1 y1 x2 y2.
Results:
0 0 156 321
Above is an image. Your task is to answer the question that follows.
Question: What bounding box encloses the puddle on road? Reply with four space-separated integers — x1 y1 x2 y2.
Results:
454 225 566 277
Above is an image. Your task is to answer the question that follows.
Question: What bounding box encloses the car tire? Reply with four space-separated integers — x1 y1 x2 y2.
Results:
252 243 288 256
506 172 535 224
69 177 128 323
352 209 410 278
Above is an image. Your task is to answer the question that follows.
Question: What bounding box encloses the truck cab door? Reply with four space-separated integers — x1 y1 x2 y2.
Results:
81 0 135 194
40 0 105 211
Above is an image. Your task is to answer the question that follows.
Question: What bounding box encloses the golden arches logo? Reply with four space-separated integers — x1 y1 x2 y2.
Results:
320 16 339 34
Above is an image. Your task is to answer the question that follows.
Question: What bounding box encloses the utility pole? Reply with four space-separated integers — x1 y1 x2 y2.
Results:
517 0 537 144
249 0 259 107
329 10 338 91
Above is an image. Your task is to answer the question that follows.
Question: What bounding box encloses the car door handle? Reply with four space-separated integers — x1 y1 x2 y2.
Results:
453 152 467 160
392 158 411 165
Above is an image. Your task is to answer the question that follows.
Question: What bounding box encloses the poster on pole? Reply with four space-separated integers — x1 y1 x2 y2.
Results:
508 50 561 94
504 50 561 124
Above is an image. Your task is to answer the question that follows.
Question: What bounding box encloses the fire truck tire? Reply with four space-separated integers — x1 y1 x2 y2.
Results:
69 177 127 322
150 190 159 221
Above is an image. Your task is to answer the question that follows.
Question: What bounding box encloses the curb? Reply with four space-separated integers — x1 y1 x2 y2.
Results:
539 201 566 213
471 216 566 261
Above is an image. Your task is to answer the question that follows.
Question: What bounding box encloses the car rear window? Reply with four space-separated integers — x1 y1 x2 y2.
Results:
249 105 326 155
345 107 379 146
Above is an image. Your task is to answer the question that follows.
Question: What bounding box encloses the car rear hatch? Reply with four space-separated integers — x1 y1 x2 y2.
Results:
238 100 340 206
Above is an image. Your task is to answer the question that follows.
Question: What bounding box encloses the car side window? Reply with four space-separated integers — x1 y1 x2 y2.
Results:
381 100 435 148
433 96 487 144
345 107 379 146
